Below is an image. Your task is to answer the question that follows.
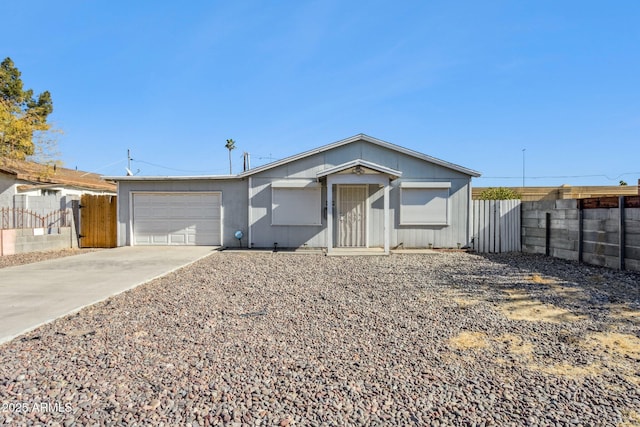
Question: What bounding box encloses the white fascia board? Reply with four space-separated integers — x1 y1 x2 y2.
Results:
271 179 321 188
400 181 452 189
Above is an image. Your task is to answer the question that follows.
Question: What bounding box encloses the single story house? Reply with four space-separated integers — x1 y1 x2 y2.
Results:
107 134 481 253
0 158 116 213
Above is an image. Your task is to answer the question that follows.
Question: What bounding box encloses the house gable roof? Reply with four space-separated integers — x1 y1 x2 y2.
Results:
239 134 481 178
0 158 116 192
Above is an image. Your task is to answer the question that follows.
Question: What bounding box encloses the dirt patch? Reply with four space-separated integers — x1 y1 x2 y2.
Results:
570 330 640 386
528 273 557 285
499 289 586 323
449 331 489 350
535 362 604 378
608 304 640 326
620 411 640 427
599 332 639 353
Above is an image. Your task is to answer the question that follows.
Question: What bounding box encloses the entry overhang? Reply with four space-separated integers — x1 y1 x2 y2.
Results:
317 159 402 180
323 159 397 255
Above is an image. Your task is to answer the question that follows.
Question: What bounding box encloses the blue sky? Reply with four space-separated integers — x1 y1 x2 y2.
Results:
2 1 639 187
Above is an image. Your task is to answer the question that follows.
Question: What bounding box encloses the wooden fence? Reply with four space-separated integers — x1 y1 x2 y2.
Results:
79 195 117 248
0 207 71 230
472 200 521 253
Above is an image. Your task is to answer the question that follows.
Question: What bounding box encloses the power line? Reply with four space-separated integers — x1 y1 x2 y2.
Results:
478 172 640 181
79 158 128 177
134 159 227 174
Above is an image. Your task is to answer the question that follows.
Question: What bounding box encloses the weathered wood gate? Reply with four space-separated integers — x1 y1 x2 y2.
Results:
80 195 117 248
472 199 521 253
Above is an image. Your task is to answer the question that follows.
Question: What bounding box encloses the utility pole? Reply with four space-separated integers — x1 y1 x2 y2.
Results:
522 148 526 187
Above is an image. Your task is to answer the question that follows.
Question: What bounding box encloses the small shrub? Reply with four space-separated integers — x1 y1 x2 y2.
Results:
478 187 521 200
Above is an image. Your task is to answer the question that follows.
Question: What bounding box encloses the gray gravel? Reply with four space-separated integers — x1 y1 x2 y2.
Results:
0 249 100 269
1 251 639 426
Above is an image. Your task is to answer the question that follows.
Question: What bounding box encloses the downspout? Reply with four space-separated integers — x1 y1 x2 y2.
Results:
128 189 134 246
326 177 333 253
467 178 473 247
248 177 252 248
115 189 120 248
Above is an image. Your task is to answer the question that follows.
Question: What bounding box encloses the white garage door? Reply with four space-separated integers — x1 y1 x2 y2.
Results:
133 193 221 245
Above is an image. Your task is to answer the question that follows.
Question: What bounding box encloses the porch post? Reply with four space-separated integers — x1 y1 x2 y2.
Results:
384 182 390 254
327 178 333 253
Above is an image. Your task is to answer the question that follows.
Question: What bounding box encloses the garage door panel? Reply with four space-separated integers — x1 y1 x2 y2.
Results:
133 193 221 246
135 235 151 245
169 234 186 245
152 235 169 245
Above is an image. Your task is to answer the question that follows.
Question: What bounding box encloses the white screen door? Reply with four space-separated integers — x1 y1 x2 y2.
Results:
337 185 367 247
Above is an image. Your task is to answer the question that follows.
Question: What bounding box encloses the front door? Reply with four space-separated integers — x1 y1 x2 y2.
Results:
337 185 367 247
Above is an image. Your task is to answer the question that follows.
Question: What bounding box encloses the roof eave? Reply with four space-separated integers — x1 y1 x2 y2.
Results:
104 175 239 181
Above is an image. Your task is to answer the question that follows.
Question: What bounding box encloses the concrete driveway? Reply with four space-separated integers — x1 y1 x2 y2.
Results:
0 246 217 345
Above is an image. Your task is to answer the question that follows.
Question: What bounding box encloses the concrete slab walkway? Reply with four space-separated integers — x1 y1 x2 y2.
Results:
0 246 217 345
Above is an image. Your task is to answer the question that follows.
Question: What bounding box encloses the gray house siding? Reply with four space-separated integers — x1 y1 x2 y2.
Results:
248 177 327 248
248 141 474 249
391 179 471 248
116 179 247 247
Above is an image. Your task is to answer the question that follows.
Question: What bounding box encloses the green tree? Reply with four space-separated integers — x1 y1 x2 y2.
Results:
478 187 521 200
225 138 236 174
0 57 55 160
619 180 627 186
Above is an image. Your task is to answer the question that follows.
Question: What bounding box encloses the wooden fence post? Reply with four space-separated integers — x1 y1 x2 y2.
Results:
619 196 626 271
545 212 551 256
578 199 584 264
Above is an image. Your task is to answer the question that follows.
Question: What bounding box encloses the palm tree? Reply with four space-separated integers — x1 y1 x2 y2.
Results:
225 138 236 174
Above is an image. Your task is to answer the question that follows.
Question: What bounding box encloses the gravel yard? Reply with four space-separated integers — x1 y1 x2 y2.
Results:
0 249 100 269
1 251 639 426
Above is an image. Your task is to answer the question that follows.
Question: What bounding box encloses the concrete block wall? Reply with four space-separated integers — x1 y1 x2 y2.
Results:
0 210 79 256
0 226 77 256
522 200 580 259
521 200 640 272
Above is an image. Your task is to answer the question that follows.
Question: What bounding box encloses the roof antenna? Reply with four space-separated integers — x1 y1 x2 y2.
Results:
125 149 140 176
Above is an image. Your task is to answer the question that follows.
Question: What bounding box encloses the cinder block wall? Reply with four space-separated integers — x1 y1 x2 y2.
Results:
1 214 79 256
521 200 640 272
13 227 75 254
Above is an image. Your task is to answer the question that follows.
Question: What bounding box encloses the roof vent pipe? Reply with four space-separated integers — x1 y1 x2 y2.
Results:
243 152 251 172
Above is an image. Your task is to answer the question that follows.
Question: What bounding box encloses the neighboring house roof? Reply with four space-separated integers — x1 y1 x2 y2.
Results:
239 134 481 178
0 158 116 192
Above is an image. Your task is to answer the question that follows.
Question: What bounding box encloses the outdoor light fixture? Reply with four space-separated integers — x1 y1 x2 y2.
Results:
353 165 364 175
234 230 244 247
